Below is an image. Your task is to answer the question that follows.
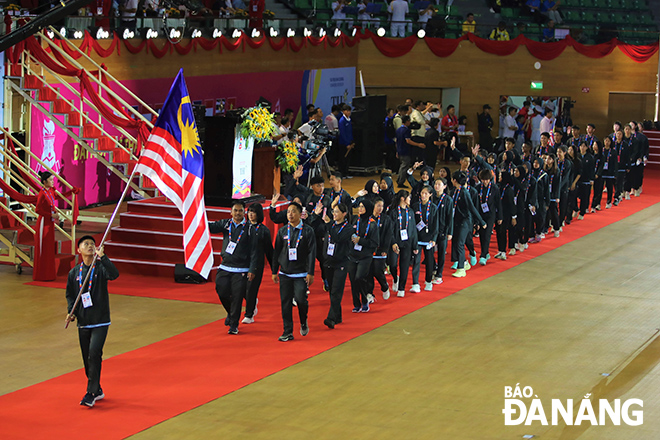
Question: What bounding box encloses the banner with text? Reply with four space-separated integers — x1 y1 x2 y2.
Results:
232 134 254 199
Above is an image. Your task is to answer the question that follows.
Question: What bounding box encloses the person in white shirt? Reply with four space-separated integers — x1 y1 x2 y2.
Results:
539 108 554 135
502 106 518 139
388 0 409 37
298 108 323 139
332 0 353 28
357 0 377 28
119 0 138 29
325 105 341 132
418 4 434 29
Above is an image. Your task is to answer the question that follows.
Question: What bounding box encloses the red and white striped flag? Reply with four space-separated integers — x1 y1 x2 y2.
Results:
134 70 213 278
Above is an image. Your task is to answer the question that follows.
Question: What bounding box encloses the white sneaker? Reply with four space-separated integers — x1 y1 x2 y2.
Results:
540 233 545 239
595 204 601 210
392 281 398 293
242 316 254 324
383 289 391 300
253 299 258 317
625 191 631 200
508 248 516 256
367 293 375 304
524 243 529 250
397 290 405 298
494 252 506 260
432 277 443 285
410 284 421 293
606 203 612 209
578 215 584 220
424 282 433 291
554 231 560 238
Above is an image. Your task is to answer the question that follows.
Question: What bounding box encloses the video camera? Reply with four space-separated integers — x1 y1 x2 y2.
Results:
301 121 337 156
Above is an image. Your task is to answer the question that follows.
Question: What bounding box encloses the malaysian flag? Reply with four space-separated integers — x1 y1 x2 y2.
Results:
135 69 213 278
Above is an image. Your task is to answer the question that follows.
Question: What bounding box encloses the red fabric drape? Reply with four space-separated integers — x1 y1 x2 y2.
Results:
173 39 195 55
362 30 417 57
0 178 37 204
424 34 467 57
568 36 616 58
288 37 307 52
123 38 148 54
244 34 266 49
222 35 244 51
524 37 568 60
617 40 659 63
468 33 523 56
83 31 121 58
267 36 287 51
148 40 172 58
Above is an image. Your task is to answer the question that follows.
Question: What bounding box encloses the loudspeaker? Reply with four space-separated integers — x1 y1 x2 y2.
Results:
351 95 387 170
174 264 208 284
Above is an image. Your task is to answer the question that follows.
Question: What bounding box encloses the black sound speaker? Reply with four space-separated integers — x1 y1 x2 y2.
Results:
350 95 387 172
174 264 208 284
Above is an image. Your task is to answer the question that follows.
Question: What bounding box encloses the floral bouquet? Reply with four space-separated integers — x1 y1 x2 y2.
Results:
277 139 299 173
234 8 248 18
240 105 276 142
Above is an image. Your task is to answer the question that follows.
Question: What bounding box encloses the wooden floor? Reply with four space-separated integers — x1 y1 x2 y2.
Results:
3 172 660 439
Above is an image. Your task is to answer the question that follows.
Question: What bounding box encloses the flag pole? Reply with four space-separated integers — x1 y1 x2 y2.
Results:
65 166 141 329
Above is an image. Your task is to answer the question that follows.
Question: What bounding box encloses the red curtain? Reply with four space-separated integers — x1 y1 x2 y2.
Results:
468 33 523 56
362 30 418 57
618 40 659 63
568 36 616 58
425 34 467 57
524 37 568 60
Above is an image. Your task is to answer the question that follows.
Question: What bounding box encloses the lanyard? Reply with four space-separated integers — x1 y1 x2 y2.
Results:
356 217 371 237
453 189 461 214
500 184 510 200
604 148 611 164
397 206 408 230
43 188 57 215
436 193 446 210
418 202 430 225
585 135 594 147
229 221 245 245
558 160 565 178
375 215 381 228
329 220 348 243
480 183 491 204
78 262 96 293
288 224 303 249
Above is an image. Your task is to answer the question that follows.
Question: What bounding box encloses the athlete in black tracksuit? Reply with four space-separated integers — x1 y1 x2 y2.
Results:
411 189 439 288
272 210 316 341
495 171 517 256
577 145 595 217
601 139 618 206
243 204 273 323
319 207 353 329
531 157 549 239
369 198 394 299
348 200 379 311
474 171 502 263
432 187 453 281
556 149 573 227
513 165 537 248
450 171 485 274
66 236 119 407
390 193 418 295
209 212 258 335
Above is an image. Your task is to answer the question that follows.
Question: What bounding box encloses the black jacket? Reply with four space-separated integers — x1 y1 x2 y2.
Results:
593 152 605 180
433 192 454 238
321 220 353 268
413 201 438 244
499 184 517 220
66 256 119 327
557 159 573 193
614 141 630 172
373 214 394 257
601 148 618 178
474 181 502 221
513 174 538 216
269 204 289 224
578 153 595 183
452 186 485 227
533 170 550 207
325 187 352 209
209 219 258 273
390 205 418 250
272 222 317 276
547 169 561 200
349 215 379 260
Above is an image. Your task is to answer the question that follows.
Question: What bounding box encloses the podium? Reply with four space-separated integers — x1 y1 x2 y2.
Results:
202 115 272 206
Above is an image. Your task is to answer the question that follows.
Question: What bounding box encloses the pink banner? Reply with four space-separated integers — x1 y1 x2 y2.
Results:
30 110 126 208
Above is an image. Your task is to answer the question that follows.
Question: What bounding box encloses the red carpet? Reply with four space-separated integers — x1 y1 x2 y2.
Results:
3 176 660 439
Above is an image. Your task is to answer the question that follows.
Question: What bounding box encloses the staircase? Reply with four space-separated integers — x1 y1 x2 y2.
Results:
0 27 161 275
645 129 660 170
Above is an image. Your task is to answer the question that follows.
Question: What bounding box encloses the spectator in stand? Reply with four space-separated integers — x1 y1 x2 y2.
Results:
462 12 476 35
441 104 459 147
542 19 556 42
530 101 543 149
424 101 443 127
541 0 562 24
517 100 533 142
418 4 435 29
410 101 428 162
332 0 351 28
489 21 510 41
457 116 467 133
357 0 377 28
526 0 547 24
248 0 265 29
477 104 494 150
512 22 527 39
388 0 409 37
119 0 138 30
